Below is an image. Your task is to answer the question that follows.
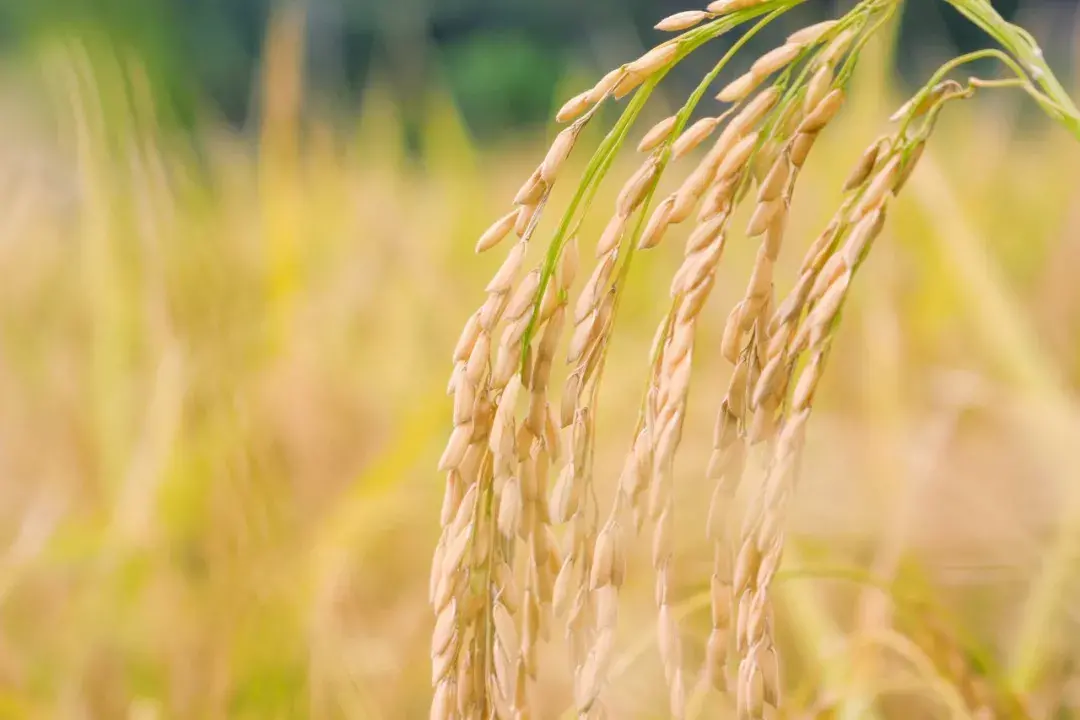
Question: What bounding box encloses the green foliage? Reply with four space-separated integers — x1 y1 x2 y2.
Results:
441 32 564 136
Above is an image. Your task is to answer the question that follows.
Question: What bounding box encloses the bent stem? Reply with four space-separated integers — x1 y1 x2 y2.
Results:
946 0 1080 140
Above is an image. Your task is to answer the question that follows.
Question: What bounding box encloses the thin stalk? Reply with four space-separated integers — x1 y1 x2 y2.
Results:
946 0 1080 139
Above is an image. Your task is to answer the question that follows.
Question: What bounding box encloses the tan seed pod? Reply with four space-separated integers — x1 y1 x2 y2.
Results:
567 312 598 364
493 602 520 661
731 87 780 134
748 401 779 444
449 484 479 537
682 269 716 318
698 178 734 221
440 524 473 582
706 125 743 172
560 372 581 427
732 539 759 594
446 362 463 396
541 126 578 184
438 423 473 471
594 589 619 634
787 20 839 45
706 0 762 15
808 271 851 329
574 416 591 468
618 450 645 501
762 205 787 261
590 526 616 589
844 137 888 191
494 562 520 613
657 603 680 666
639 115 679 153
617 161 658 216
536 280 559 324
431 600 458 657
820 28 856 66
439 471 464 527
498 478 522 538
478 287 510 331
669 670 687 718
613 70 647 99
431 680 454 720
505 269 542 321
518 201 543 237
514 170 545 208
477 210 520 253
774 98 802 139
799 88 845 133
452 376 475 426
855 155 902 217
549 466 579 523
652 509 674 567
558 235 580 290
543 403 562 457
575 253 615 322
465 332 490 386
746 198 784 237
556 91 592 123
639 196 676 249
684 152 721 196
789 130 818 168
453 312 482 362
486 242 527 294
842 206 886 266
686 212 727 254
750 43 803 78
743 661 765 717
803 64 833 113
667 189 696 225
717 71 761 104
491 659 513 710
590 67 625 101
574 653 603 711
662 358 694 409
552 557 576 616
628 43 679 76
656 9 709 31
753 353 787 408
676 233 725 294
808 254 845 304
720 304 745 363
753 138 780 182
757 158 790 202
664 323 695 368
673 116 721 158
893 140 926 193
705 628 729 688
745 251 774 300
596 214 626 257
715 132 759 180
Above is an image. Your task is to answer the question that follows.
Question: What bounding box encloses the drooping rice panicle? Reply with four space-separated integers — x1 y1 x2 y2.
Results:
433 3 1080 717
729 78 993 716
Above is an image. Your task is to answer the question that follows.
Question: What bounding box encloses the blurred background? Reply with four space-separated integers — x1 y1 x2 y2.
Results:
0 0 1079 718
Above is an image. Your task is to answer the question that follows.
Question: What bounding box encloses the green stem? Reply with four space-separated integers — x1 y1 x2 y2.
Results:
945 0 1080 139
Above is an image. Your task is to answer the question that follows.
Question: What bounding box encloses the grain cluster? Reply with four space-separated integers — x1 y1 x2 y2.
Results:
430 1 1068 717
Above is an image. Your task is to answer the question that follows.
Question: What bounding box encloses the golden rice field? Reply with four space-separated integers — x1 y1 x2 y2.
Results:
0 9 1079 719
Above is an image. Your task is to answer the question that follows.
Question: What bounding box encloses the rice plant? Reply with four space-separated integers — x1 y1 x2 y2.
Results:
430 1 1080 718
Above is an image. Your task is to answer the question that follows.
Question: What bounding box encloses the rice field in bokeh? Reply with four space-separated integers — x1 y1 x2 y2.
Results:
0 9 1079 718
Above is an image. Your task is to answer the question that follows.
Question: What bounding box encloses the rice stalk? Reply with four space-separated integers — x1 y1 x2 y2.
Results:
431 2 1080 718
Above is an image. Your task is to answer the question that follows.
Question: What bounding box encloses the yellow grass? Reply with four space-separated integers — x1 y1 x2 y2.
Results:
0 13 1077 718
